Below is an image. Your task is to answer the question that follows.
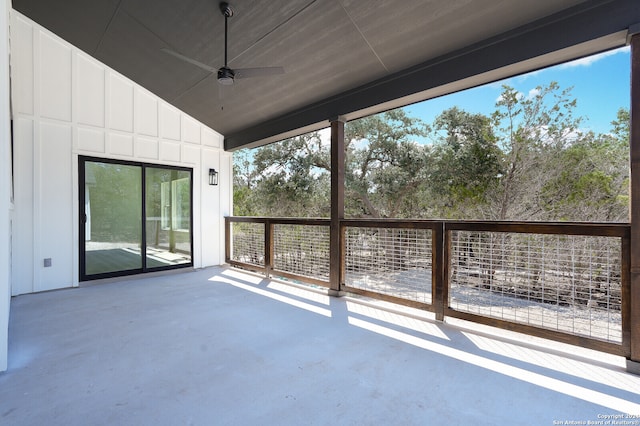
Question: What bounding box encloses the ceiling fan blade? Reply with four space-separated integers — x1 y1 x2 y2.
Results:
161 48 217 73
234 66 285 79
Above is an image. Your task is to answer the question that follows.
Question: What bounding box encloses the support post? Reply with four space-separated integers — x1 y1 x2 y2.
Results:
329 117 345 295
629 32 640 373
265 220 273 279
434 223 446 322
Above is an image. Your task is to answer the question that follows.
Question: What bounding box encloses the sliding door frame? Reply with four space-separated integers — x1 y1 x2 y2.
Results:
79 155 194 281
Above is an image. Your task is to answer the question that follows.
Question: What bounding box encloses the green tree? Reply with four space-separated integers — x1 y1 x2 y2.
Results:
540 109 629 222
487 82 583 220
344 109 429 218
611 107 630 143
249 132 330 217
429 107 502 218
233 150 261 216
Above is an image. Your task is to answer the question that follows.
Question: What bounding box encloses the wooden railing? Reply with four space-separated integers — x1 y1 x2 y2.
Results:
225 217 331 287
225 217 631 357
443 221 630 356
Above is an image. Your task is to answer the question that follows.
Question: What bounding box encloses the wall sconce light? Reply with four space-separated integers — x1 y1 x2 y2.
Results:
209 168 219 186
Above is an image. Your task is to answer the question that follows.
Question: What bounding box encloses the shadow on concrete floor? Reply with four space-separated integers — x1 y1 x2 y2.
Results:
2 266 639 425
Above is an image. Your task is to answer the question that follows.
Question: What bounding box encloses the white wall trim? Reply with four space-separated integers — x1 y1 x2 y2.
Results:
0 0 12 372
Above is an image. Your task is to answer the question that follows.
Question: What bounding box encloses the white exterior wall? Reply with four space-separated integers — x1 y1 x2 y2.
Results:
0 0 12 372
10 10 231 296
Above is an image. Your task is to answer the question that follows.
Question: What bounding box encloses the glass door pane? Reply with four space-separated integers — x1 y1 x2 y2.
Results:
83 161 142 277
145 167 192 268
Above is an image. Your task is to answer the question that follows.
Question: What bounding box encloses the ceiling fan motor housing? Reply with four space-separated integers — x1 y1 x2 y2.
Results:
217 66 235 85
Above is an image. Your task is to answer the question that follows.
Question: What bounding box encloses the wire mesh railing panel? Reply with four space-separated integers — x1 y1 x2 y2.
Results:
273 224 330 281
345 227 433 304
231 222 265 267
449 231 622 343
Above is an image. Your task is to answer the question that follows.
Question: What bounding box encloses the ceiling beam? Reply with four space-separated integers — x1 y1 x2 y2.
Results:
225 0 639 151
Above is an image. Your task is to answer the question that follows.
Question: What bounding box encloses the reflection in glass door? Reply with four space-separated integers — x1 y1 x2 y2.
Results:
145 167 192 268
82 161 142 276
80 157 193 280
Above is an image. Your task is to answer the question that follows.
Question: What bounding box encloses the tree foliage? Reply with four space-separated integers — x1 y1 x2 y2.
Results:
344 109 429 218
233 83 629 222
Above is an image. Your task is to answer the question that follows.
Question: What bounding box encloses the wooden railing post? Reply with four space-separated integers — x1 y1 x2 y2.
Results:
628 30 640 372
433 222 446 321
330 117 346 295
265 219 273 278
622 232 631 357
225 217 231 264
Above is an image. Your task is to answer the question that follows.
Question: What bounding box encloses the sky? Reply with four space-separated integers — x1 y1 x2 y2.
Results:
402 46 630 138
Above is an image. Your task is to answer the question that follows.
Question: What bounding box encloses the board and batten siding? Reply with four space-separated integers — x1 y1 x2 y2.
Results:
9 10 231 295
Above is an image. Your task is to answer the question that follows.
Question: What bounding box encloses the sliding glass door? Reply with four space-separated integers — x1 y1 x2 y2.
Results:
80 157 193 280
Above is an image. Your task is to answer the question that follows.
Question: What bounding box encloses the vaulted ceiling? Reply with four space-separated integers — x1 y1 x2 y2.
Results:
11 0 640 150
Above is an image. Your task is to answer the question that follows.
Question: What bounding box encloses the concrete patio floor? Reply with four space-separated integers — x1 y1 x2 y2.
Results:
1 266 639 425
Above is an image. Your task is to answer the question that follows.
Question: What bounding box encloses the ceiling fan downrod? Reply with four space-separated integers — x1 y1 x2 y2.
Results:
218 2 235 85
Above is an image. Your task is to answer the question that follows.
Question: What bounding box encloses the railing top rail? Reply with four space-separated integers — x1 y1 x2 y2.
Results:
226 216 269 223
341 219 442 229
226 216 330 226
271 218 331 226
445 221 630 237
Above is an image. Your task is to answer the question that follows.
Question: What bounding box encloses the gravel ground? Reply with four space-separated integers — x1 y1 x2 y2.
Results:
345 267 622 343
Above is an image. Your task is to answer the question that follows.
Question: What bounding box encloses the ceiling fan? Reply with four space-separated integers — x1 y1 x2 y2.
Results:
161 2 285 86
